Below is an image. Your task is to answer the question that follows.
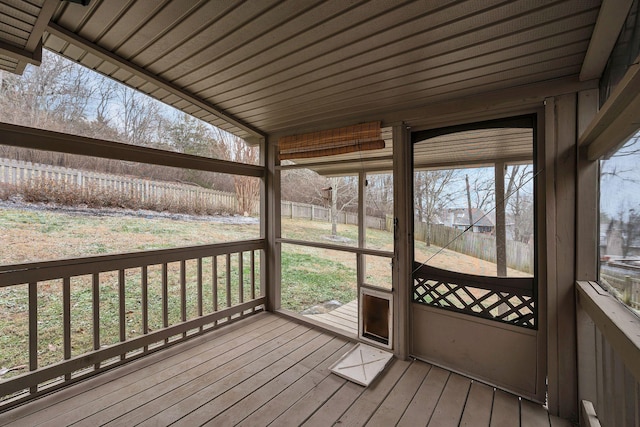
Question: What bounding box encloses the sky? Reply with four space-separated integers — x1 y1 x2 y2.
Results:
600 133 640 221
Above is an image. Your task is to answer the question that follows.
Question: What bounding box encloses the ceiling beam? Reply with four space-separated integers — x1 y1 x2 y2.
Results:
14 0 58 75
0 122 264 178
45 22 266 140
580 0 634 81
0 40 41 67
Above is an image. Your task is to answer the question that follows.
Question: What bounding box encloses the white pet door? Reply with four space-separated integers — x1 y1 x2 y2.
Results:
359 287 393 349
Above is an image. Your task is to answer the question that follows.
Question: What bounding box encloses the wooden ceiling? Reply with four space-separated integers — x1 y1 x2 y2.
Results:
0 0 612 143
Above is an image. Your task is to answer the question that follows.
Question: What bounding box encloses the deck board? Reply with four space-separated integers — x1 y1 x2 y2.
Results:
0 313 558 427
427 373 472 426
304 299 359 334
365 360 430 426
235 338 351 426
522 398 552 427
336 358 414 426
140 327 319 426
490 389 521 427
397 364 450 426
84 319 305 426
459 381 495 427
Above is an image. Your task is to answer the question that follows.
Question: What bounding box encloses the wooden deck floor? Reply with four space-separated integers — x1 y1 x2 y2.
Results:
0 313 571 427
303 299 358 335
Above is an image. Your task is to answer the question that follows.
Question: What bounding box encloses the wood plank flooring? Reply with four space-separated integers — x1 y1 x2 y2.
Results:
303 299 358 334
0 312 568 426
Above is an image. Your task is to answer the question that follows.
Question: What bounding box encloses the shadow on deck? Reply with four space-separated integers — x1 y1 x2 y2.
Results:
0 312 567 426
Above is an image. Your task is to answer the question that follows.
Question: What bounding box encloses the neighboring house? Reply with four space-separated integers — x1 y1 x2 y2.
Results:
446 207 495 234
601 220 640 258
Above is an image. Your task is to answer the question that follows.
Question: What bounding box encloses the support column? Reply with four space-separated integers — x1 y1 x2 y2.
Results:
393 123 411 360
264 137 281 311
546 94 578 420
495 162 507 277
576 88 600 409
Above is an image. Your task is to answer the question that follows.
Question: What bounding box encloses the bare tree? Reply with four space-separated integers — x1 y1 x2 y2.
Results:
505 164 534 242
116 85 161 147
210 127 260 214
617 206 640 257
414 169 459 246
329 176 358 236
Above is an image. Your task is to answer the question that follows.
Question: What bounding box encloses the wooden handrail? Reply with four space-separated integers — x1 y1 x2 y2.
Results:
0 239 264 287
0 242 266 411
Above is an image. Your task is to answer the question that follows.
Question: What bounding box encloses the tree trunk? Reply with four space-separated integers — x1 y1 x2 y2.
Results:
331 177 338 236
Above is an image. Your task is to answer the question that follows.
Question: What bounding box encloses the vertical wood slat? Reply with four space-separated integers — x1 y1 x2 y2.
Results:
63 277 71 380
212 256 218 326
197 258 203 332
623 365 637 427
595 328 604 419
141 266 148 352
28 281 37 394
602 337 614 427
239 252 244 305
226 253 232 321
612 350 625 427
119 269 125 360
162 263 168 343
92 273 100 369
180 260 187 338
251 250 256 311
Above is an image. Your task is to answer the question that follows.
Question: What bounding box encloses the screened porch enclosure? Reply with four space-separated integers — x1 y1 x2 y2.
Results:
1 0 640 425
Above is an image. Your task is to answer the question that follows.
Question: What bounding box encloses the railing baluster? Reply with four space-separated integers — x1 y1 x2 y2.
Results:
251 251 256 311
63 277 71 380
162 263 168 343
180 260 186 338
141 266 148 352
226 253 231 321
92 273 100 369
119 269 125 360
239 252 244 306
28 281 37 394
212 256 218 326
197 258 203 332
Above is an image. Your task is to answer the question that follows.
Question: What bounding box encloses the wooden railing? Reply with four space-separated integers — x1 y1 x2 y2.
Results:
577 281 640 427
0 240 265 411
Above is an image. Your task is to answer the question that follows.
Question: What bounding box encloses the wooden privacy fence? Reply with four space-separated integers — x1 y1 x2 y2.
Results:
415 222 534 274
0 158 239 213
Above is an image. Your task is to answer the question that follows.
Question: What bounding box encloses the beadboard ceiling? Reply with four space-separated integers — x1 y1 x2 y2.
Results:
0 0 608 144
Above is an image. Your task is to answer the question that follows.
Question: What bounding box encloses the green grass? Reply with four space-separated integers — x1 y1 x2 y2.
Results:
280 251 357 312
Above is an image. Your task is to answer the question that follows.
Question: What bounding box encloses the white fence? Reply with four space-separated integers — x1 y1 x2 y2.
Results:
0 158 239 213
0 158 392 230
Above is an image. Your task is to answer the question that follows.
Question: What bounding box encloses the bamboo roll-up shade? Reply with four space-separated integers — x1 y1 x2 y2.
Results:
279 121 385 160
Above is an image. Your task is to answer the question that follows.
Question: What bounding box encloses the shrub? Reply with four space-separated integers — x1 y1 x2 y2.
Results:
0 182 17 200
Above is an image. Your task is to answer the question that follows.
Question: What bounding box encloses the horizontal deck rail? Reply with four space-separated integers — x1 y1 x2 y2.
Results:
577 281 640 427
0 240 266 411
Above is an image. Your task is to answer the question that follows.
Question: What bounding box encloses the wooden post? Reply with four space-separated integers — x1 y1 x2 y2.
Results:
546 94 578 420
393 123 411 360
495 162 507 277
265 137 280 312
